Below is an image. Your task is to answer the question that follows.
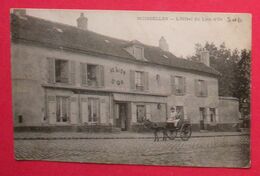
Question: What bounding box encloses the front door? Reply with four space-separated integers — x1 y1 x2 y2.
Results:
115 103 128 131
199 107 206 130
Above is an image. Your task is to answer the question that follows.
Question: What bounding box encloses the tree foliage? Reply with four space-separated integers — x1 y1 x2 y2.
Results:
233 49 251 114
187 42 240 96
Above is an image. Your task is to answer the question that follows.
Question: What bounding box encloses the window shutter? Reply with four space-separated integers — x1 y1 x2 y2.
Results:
146 104 151 120
47 58 55 83
203 80 208 96
144 72 149 90
70 95 78 124
69 61 76 85
80 97 88 123
171 75 175 94
182 77 186 94
194 79 198 96
215 108 219 122
80 63 87 86
97 65 104 87
47 95 56 124
130 70 135 90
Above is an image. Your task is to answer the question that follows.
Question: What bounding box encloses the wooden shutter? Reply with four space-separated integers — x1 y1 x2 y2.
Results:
215 108 219 122
203 80 208 96
47 58 55 83
80 63 87 86
146 104 151 120
80 97 88 123
47 95 56 124
97 65 104 87
69 61 76 85
70 95 78 124
182 77 186 94
144 72 149 90
171 75 175 94
130 70 135 90
194 79 199 96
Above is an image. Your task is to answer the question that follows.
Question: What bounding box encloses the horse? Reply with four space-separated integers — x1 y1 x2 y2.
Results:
143 119 168 142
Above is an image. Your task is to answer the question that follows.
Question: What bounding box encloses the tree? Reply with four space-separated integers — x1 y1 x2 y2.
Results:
188 42 240 97
233 49 251 115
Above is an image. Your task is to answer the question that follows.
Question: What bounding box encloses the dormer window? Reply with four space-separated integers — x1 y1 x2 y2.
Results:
133 46 144 60
124 42 147 61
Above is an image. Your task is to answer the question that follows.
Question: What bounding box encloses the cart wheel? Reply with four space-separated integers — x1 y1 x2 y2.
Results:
180 125 192 141
167 130 177 140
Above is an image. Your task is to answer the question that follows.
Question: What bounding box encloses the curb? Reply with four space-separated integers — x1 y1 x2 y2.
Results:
14 133 249 140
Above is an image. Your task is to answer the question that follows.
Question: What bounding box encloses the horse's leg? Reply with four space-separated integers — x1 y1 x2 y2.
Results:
153 130 157 142
155 130 159 141
163 129 167 141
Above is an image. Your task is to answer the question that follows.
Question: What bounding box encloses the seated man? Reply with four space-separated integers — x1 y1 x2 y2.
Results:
167 107 181 128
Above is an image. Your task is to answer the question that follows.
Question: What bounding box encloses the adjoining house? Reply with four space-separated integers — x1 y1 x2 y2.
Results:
11 10 240 132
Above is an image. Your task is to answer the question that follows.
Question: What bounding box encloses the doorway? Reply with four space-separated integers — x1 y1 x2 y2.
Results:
199 107 206 130
115 103 128 131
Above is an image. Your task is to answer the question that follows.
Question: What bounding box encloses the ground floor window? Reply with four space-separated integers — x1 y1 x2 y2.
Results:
210 108 216 122
137 105 146 123
56 96 69 123
88 98 100 123
176 106 184 119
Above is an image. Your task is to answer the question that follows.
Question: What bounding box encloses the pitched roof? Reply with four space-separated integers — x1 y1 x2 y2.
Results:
11 14 220 76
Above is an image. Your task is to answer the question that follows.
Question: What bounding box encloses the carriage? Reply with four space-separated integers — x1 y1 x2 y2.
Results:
143 118 192 141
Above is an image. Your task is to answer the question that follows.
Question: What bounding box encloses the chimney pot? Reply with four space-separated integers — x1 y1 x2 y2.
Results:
159 36 169 52
77 13 88 30
200 49 210 66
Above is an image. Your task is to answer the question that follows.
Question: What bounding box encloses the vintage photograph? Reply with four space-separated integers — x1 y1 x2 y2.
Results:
11 9 251 167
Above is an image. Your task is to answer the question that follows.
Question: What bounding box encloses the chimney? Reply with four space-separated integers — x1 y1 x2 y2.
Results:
200 49 210 66
159 36 169 52
77 13 88 30
13 9 26 16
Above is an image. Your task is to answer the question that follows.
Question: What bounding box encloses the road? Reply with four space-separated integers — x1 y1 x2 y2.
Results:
14 135 250 168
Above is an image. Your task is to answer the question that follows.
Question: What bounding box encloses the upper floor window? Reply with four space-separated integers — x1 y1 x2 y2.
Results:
55 59 69 83
135 71 144 90
130 70 149 91
81 63 104 87
171 76 186 95
195 79 208 97
133 46 144 60
124 43 147 61
47 58 76 85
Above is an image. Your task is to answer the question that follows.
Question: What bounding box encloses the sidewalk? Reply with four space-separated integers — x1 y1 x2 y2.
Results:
14 131 250 140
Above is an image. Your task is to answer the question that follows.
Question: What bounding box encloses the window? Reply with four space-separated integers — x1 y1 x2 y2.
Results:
209 108 216 123
87 64 98 86
196 80 208 97
135 71 144 91
171 76 186 95
88 98 100 123
81 63 104 87
136 105 146 123
18 115 23 123
130 70 149 91
176 106 184 119
56 96 69 123
133 46 143 60
55 59 69 83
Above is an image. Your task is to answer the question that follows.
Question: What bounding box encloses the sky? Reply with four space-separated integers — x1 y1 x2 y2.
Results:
25 9 251 57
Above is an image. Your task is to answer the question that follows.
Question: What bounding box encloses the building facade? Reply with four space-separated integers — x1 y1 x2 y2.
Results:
11 11 239 132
